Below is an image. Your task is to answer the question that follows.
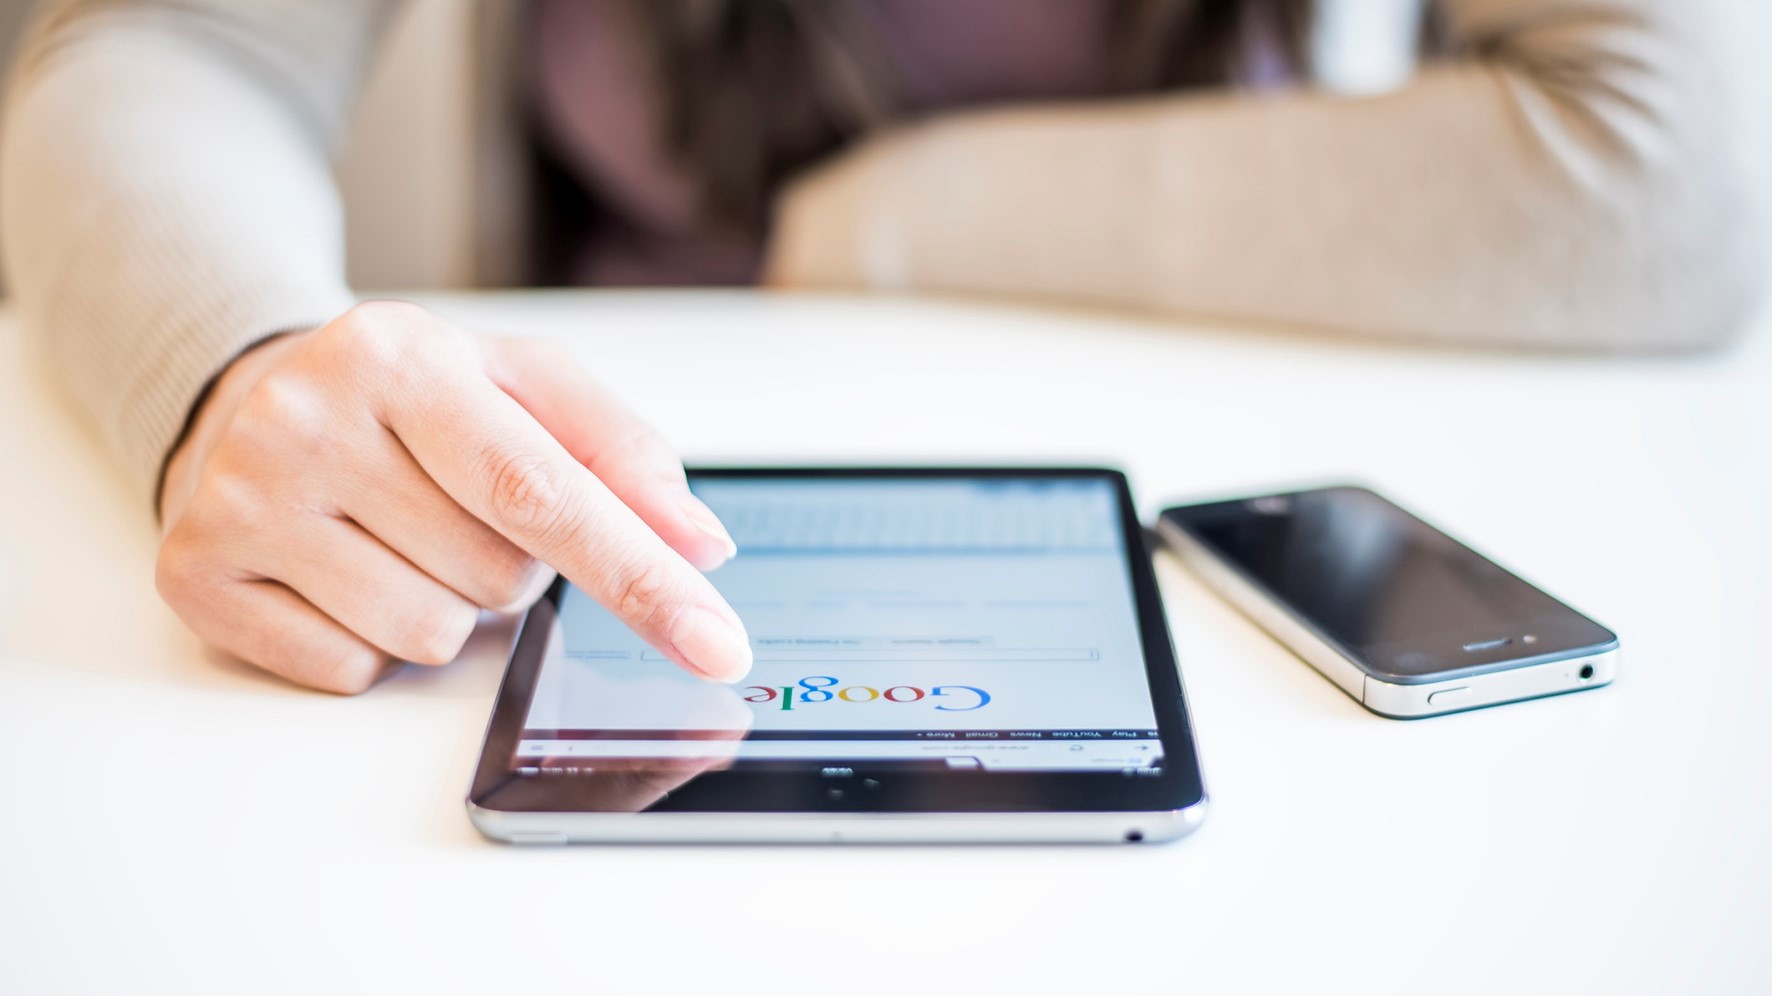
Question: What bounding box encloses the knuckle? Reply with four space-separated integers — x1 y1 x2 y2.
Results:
156 509 249 604
477 443 574 538
325 301 427 368
396 602 477 666
508 336 574 374
312 646 388 695
349 299 429 325
482 554 546 611
191 464 268 536
235 372 326 450
328 300 474 371
604 424 673 473
609 559 672 629
154 529 204 603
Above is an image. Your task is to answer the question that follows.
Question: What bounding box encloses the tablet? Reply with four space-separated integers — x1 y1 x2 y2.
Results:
467 468 1207 844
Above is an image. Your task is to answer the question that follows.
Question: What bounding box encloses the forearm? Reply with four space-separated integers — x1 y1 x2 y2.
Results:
0 1 396 501
780 0 1768 350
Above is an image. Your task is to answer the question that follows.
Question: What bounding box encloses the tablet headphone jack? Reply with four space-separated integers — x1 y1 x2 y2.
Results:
1578 664 1595 681
1125 829 1145 843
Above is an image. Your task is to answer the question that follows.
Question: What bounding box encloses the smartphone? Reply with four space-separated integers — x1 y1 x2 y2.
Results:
1157 485 1617 718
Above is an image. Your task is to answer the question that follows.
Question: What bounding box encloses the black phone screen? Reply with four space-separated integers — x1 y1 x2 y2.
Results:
1163 487 1615 678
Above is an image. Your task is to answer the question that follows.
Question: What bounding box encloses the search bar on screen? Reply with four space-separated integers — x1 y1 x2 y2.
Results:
637 647 1100 662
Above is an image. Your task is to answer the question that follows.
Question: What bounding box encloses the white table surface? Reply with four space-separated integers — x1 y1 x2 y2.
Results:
3 290 1768 994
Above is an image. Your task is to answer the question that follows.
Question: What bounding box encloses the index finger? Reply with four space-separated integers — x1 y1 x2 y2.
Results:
379 336 752 682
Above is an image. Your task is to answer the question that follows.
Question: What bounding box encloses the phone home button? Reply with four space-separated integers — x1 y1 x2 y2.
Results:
1426 686 1473 707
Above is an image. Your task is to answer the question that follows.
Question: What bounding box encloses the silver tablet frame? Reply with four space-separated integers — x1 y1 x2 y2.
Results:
468 799 1209 845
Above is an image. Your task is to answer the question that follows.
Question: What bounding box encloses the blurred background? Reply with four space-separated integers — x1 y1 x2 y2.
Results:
1 1 1766 296
0 0 484 291
0 0 1571 293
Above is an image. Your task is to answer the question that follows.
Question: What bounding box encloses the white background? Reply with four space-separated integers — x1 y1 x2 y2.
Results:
2 291 1769 994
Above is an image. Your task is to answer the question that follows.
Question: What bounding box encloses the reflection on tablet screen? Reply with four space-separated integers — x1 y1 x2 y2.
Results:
515 477 1164 775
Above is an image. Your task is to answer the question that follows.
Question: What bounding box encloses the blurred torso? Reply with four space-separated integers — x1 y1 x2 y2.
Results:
528 0 1286 286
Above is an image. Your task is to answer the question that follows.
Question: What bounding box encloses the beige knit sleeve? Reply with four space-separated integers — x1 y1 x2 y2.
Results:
1 0 401 503
780 0 1769 351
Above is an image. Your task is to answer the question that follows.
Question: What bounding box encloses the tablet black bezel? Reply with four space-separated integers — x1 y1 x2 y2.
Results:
467 467 1205 815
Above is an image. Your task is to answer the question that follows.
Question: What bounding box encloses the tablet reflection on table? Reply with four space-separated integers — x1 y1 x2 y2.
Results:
518 724 749 813
513 612 755 811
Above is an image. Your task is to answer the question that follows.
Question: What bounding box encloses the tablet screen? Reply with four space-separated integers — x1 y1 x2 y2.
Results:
513 475 1165 775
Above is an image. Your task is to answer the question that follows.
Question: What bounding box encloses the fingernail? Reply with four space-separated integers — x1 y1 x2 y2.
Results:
679 493 738 563
669 607 753 683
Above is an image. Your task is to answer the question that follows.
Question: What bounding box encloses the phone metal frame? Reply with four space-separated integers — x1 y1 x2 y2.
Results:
1156 499 1618 719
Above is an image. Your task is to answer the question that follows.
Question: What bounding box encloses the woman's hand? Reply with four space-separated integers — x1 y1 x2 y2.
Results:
156 301 750 694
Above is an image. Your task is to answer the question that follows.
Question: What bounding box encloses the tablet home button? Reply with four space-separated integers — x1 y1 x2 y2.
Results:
1426 686 1473 706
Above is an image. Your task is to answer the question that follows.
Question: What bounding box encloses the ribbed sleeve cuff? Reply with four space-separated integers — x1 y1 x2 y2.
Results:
44 256 353 507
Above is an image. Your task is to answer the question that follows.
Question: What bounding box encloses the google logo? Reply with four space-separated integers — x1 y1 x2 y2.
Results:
743 676 992 712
